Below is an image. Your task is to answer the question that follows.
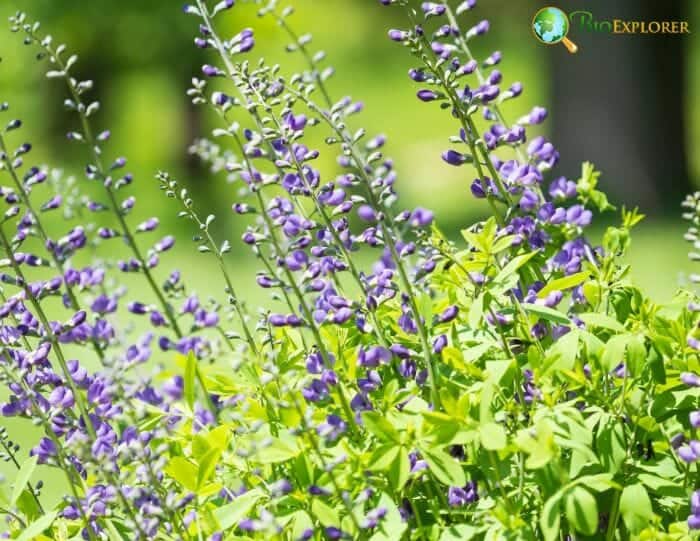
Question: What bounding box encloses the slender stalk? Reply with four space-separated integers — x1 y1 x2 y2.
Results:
25 30 183 341
0 361 98 540
0 133 105 361
226 124 361 435
0 436 45 514
294 91 442 410
160 173 258 356
0 227 151 539
24 29 225 420
0 224 96 439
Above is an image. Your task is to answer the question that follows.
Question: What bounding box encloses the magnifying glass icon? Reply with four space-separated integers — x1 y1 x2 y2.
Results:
532 7 578 54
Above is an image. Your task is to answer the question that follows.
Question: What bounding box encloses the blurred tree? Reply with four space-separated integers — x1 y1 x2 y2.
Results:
549 0 691 214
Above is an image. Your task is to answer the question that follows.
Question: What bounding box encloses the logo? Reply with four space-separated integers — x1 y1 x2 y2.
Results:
532 6 691 52
569 11 690 35
532 7 578 53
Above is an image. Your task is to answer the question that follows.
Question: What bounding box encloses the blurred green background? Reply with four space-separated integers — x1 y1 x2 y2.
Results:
0 0 697 305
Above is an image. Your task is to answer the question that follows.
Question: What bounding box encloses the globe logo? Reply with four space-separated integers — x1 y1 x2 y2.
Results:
532 7 579 53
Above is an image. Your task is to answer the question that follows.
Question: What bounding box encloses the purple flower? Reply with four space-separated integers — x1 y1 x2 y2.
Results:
691 411 700 428
448 481 478 506
358 346 391 367
31 437 57 463
519 189 539 212
358 205 378 223
442 149 469 166
682 372 700 387
409 207 434 227
417 89 440 102
437 305 458 324
48 386 75 408
432 334 447 353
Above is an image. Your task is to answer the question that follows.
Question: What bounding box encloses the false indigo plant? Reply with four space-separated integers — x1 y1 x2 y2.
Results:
0 1 699 540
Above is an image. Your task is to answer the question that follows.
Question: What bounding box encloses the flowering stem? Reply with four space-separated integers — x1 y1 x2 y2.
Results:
0 133 106 361
290 396 366 538
297 92 442 410
26 32 183 339
227 127 361 435
403 7 513 215
0 224 97 438
442 2 528 163
0 361 98 540
271 11 333 108
27 31 223 420
159 172 258 356
0 222 151 540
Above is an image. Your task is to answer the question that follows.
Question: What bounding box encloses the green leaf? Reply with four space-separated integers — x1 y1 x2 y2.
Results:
421 448 466 487
11 455 38 506
16 510 57 541
596 418 626 474
619 484 654 534
625 334 646 377
540 494 561 541
565 486 598 536
290 511 314 541
441 346 466 371
582 281 602 307
491 235 517 254
312 498 340 527
479 422 507 451
479 380 496 424
362 411 401 444
542 330 579 375
493 252 538 288
577 312 625 333
601 334 631 372
522 303 570 325
255 437 300 464
215 489 263 531
370 445 400 471
164 457 198 491
574 473 617 493
538 271 590 298
468 292 486 328
184 351 197 410
440 524 478 541
197 447 223 490
515 419 557 470
388 447 411 492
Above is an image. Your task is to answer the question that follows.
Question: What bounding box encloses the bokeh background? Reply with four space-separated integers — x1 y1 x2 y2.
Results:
0 0 697 303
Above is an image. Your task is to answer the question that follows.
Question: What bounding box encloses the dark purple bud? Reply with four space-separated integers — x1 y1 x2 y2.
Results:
442 150 469 166
417 89 440 102
438 305 459 323
410 207 434 227
432 334 448 353
388 29 409 42
358 205 378 223
68 310 87 327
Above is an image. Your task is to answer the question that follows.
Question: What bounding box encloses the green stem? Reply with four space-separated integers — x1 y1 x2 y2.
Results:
0 134 105 361
605 489 621 541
